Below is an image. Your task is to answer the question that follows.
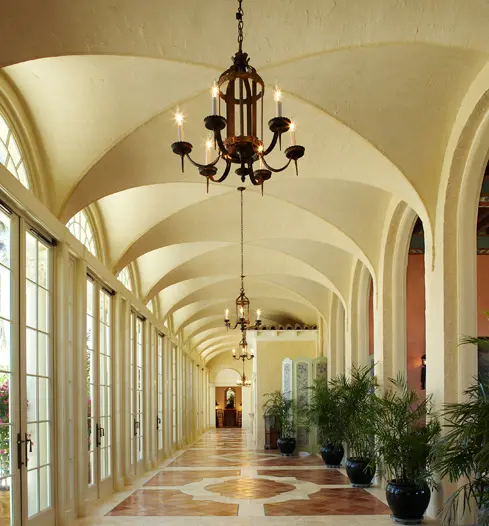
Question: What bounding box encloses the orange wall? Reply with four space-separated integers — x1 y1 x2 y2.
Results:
406 254 426 399
477 256 489 336
215 386 242 408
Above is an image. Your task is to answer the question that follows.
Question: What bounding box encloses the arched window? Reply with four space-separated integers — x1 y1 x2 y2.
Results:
66 210 97 257
0 113 29 189
117 266 133 292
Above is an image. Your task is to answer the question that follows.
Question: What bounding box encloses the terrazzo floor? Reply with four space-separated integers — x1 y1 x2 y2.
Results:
76 428 439 525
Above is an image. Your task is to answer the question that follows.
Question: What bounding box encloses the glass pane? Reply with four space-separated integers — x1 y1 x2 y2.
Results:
38 378 49 421
0 117 8 143
0 424 10 476
0 320 11 372
8 137 20 166
37 244 48 289
0 266 11 321
38 422 49 466
38 333 48 378
25 234 37 282
26 280 37 329
26 328 37 375
27 468 38 517
27 424 37 469
0 212 10 269
39 465 50 512
26 377 37 422
37 287 49 333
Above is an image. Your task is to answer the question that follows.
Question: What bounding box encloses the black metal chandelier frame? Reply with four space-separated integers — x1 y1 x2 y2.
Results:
171 0 305 192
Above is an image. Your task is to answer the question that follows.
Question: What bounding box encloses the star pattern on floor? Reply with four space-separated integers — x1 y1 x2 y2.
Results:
104 429 395 520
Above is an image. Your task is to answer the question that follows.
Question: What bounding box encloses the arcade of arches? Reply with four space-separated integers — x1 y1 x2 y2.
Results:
0 1 489 525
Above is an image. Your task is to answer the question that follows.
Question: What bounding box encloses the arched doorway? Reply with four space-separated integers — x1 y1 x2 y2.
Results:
214 369 243 428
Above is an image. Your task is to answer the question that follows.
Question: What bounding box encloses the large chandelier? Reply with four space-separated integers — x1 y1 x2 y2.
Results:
224 187 261 331
170 0 305 192
233 330 253 387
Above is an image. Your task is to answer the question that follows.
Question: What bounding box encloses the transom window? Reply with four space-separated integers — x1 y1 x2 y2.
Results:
117 267 132 292
0 113 30 189
67 211 97 257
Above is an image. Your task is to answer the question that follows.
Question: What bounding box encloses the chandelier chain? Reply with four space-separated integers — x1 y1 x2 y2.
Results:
240 187 244 291
236 0 244 52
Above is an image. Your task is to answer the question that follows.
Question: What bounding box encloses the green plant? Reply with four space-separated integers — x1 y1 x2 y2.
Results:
331 364 378 458
374 374 441 488
431 376 489 525
304 376 346 446
262 391 296 438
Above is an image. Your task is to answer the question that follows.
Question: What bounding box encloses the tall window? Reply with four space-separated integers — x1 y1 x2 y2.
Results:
0 113 30 189
67 211 97 257
117 267 132 292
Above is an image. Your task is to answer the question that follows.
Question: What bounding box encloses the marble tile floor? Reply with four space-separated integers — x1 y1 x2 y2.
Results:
76 429 439 526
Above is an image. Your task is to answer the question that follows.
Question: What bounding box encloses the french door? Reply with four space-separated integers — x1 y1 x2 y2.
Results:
156 333 164 459
129 313 144 475
0 207 54 526
86 278 113 501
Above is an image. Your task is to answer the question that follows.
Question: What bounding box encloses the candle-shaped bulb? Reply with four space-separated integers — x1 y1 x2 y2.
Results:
232 348 236 356
211 80 219 115
174 109 185 141
274 85 283 117
256 309 261 321
258 144 264 170
225 308 229 320
205 135 213 165
289 121 296 146
239 306 244 318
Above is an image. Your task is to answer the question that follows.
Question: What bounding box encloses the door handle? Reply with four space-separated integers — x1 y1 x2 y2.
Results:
24 433 33 467
133 419 140 437
156 416 162 430
96 424 105 447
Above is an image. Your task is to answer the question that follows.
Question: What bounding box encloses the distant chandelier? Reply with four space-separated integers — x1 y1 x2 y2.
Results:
234 330 253 387
224 187 261 331
170 0 305 193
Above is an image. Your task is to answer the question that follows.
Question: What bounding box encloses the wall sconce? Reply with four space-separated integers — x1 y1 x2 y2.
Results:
421 354 426 391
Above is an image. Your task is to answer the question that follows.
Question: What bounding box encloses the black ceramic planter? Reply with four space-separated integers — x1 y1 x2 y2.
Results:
385 481 431 524
320 443 344 467
346 457 376 487
277 437 296 456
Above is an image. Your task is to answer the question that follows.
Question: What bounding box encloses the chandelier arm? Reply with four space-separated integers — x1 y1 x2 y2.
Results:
185 152 221 169
214 129 231 159
263 132 280 156
248 170 262 186
261 155 292 173
210 159 232 183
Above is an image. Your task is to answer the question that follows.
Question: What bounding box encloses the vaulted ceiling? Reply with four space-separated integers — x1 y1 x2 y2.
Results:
2 0 489 362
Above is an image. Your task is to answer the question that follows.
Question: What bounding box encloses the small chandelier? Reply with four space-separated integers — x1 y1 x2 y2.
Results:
170 0 305 193
224 187 261 331
233 330 253 387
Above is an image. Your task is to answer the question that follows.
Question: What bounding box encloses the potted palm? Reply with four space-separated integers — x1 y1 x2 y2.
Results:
304 377 346 466
374 374 441 524
263 391 297 456
431 375 489 525
332 365 378 486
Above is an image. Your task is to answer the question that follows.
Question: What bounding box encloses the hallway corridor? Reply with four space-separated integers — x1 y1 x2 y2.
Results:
75 429 436 525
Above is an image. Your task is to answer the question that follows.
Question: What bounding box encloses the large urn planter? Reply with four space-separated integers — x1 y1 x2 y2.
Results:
320 443 344 467
385 481 431 525
345 457 376 487
277 437 296 456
